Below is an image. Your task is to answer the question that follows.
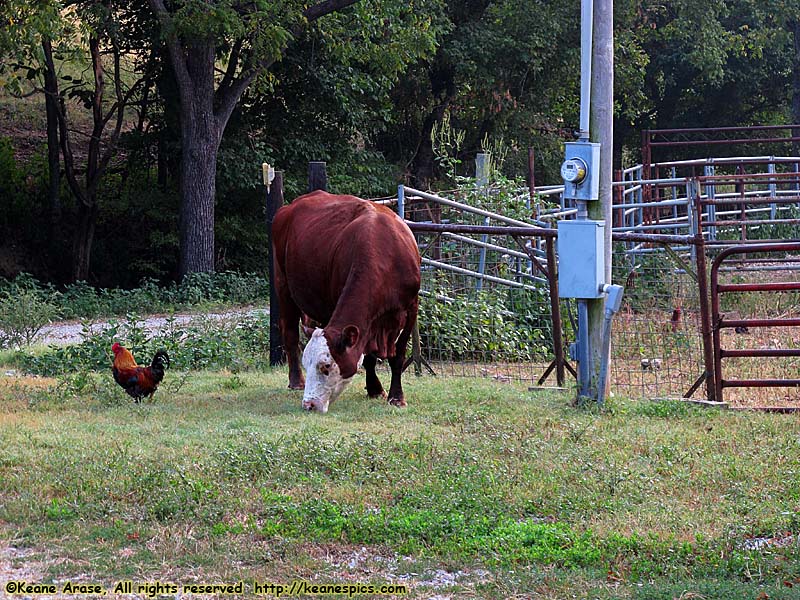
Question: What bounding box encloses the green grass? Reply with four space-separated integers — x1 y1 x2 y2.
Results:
1 369 800 598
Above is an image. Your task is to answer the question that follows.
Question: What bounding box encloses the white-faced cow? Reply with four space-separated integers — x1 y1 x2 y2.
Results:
271 191 421 413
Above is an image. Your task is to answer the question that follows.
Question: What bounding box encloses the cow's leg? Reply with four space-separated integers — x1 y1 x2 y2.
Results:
363 353 386 399
387 305 418 407
281 310 305 390
275 276 305 390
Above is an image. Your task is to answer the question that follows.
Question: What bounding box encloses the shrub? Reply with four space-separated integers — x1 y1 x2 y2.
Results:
15 311 272 376
0 137 26 228
0 289 59 349
418 286 550 362
0 272 268 322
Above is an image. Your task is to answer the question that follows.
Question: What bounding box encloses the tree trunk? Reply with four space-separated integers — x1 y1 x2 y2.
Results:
411 105 449 188
178 125 218 277
148 0 363 279
42 40 61 225
69 35 105 282
72 201 98 281
178 54 219 278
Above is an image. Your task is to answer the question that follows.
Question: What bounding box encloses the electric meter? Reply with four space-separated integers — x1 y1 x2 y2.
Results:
561 141 600 201
560 157 588 184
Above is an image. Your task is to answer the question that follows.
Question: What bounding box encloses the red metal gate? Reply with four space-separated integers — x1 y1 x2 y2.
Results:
710 242 800 404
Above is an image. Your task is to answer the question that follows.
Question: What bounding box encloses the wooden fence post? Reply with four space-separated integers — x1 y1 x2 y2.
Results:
265 170 285 366
308 161 328 192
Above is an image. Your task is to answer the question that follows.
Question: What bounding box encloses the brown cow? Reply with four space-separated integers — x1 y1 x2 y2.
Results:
271 191 421 413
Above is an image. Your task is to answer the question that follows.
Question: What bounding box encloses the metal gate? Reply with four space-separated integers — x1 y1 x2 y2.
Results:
710 242 800 404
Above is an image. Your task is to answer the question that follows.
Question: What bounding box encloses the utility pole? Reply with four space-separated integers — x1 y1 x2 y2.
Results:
589 0 614 398
558 0 620 405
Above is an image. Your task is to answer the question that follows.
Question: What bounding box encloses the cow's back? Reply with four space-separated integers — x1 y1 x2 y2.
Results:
272 191 420 325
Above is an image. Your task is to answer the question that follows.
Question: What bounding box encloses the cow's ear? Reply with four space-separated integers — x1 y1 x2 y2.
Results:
342 325 360 348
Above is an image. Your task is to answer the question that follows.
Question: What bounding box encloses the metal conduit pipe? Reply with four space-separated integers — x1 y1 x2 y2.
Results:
577 300 591 399
596 284 624 407
573 0 594 400
579 0 593 139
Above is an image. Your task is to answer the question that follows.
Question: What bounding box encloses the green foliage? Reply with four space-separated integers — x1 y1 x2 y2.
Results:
0 272 267 322
327 149 399 199
628 399 692 418
15 310 272 376
90 172 181 285
0 288 58 349
481 521 601 566
418 287 550 361
0 137 23 208
0 1 67 96
717 205 800 242
458 171 533 222
0 137 56 242
3 0 800 288
612 247 683 312
431 110 465 185
616 0 798 152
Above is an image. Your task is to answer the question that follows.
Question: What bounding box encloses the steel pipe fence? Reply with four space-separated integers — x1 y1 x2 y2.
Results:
392 162 800 406
402 188 563 385
709 244 800 407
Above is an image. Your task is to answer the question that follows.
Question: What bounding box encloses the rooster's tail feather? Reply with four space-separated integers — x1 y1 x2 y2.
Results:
151 350 170 370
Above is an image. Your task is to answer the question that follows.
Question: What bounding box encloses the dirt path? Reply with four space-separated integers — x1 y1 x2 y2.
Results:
33 307 268 347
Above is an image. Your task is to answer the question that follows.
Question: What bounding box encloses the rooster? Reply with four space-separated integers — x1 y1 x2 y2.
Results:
111 343 169 402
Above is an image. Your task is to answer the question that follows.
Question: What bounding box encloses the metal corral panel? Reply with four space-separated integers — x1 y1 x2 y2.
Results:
558 220 605 298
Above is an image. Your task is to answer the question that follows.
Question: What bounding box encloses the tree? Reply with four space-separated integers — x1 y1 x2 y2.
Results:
379 0 579 187
0 1 153 281
614 0 800 157
0 2 65 254
147 0 441 277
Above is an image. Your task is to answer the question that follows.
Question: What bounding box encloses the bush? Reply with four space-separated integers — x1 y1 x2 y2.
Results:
0 272 268 322
0 289 59 349
15 311 272 376
328 149 398 198
418 286 551 362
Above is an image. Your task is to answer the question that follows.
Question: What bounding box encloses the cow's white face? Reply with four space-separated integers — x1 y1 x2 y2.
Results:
301 328 362 413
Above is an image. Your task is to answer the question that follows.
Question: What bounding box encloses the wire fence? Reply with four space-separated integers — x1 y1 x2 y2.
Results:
403 187 558 385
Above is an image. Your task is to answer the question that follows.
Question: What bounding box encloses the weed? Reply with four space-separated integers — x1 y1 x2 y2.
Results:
419 286 550 361
631 398 693 418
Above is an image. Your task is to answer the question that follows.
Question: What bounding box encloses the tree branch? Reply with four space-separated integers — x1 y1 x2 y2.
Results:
95 39 129 193
148 0 194 98
215 66 262 132
86 34 104 196
43 40 87 208
218 38 243 95
303 0 359 23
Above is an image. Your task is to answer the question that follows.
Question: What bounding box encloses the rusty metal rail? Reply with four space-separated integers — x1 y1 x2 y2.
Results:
709 242 800 402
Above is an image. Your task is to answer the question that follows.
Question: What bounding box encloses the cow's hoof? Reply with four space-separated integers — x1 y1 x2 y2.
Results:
368 390 387 400
388 397 407 408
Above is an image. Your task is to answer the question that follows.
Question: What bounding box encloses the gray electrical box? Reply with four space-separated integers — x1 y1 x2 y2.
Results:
558 219 605 298
561 141 601 201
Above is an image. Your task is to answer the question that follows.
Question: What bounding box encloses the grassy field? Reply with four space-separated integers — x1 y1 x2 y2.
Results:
1 366 800 599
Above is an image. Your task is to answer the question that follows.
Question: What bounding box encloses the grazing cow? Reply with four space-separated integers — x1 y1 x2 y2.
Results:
271 191 421 413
